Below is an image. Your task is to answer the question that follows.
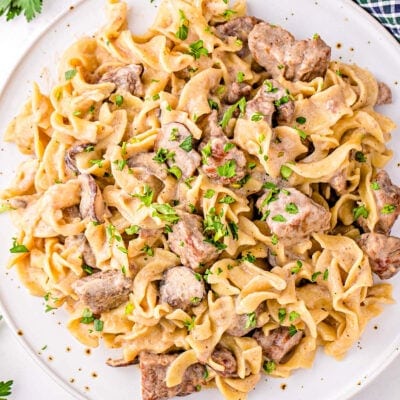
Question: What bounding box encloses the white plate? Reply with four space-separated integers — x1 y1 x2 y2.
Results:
0 1 400 399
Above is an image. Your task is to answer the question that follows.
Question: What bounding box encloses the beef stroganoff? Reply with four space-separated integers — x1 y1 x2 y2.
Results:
1 0 399 399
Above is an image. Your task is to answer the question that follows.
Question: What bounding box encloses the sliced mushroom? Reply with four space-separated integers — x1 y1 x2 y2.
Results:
78 174 106 223
65 143 95 174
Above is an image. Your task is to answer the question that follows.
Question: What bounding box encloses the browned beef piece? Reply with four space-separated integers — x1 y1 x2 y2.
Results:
210 345 238 378
253 327 303 363
140 352 206 400
256 187 331 240
65 142 95 174
64 234 96 268
376 82 392 105
245 79 294 125
225 304 264 337
62 205 81 223
329 168 347 195
168 212 220 270
72 270 132 314
359 170 400 234
357 232 400 279
155 122 201 179
79 174 106 223
215 16 261 57
159 266 206 311
199 113 247 185
224 82 252 105
99 64 144 97
249 23 331 82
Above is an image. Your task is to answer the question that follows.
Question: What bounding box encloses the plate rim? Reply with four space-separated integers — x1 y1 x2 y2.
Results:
0 1 399 399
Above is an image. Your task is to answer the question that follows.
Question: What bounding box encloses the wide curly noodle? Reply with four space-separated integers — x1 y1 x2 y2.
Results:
0 0 395 399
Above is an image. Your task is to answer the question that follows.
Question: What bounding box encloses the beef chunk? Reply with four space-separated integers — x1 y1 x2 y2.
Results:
253 326 303 363
376 82 392 105
329 168 347 195
215 16 261 57
155 122 201 179
256 187 331 240
357 232 400 279
65 142 95 174
127 152 168 181
361 170 400 234
99 64 144 97
245 79 295 125
224 82 252 105
79 174 106 223
168 212 220 270
140 352 206 400
210 345 238 378
72 270 132 314
200 112 247 185
159 266 206 311
249 23 331 82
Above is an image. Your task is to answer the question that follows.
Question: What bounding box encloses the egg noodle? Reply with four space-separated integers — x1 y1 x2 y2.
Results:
0 0 396 399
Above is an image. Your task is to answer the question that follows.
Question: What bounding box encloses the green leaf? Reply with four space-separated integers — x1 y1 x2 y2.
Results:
296 116 306 124
244 312 256 329
208 98 219 110
0 203 15 213
0 380 13 397
228 221 239 240
151 203 180 224
355 151 367 163
219 195 235 204
17 0 42 21
219 97 246 129
271 234 279 245
188 40 209 59
115 94 124 107
323 268 329 281
183 316 196 331
142 244 154 256
204 189 215 199
236 71 245 83
311 271 322 282
9 237 29 253
223 142 235 152
263 360 276 374
175 10 189 40
353 205 369 220
278 308 286 323
241 252 256 263
217 160 236 178
82 264 94 275
264 80 278 93
179 135 193 152
132 184 154 207
222 9 237 19
125 225 140 235
167 165 182 179
94 319 104 332
291 260 303 274
65 69 77 80
381 204 396 214
370 181 380 190
289 311 300 322
80 308 94 324
272 214 286 222
285 202 299 214
280 165 293 180
251 112 264 122
288 324 298 337
153 148 175 164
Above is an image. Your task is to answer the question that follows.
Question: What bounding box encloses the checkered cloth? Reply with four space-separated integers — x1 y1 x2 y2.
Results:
355 0 400 40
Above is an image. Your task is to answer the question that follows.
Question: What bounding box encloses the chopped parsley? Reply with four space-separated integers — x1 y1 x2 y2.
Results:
245 312 257 329
201 141 212 164
355 151 367 163
151 203 180 224
9 238 29 253
370 181 380 190
217 159 236 178
219 195 235 204
208 98 219 110
236 71 245 83
264 80 278 93
125 303 134 315
204 189 215 199
251 112 264 122
190 297 201 305
115 94 124 107
296 116 307 124
278 308 287 323
353 204 369 220
169 127 179 141
65 69 77 80
323 268 329 281
188 40 209 60
263 361 276 374
294 127 307 140
175 9 189 40
132 184 154 206
381 204 396 214
82 264 94 275
288 324 298 337
179 135 193 152
289 311 300 322
280 165 293 180
223 142 235 152
311 271 322 282
81 308 95 324
0 380 13 398
291 260 303 274
167 165 182 179
272 214 287 222
228 221 239 240
94 319 104 332
219 97 246 129
241 252 256 263
89 159 104 168
203 207 228 242
113 159 127 171
142 245 154 256
125 225 140 235
274 95 291 107
183 316 195 331
222 9 237 19
285 203 299 214
271 234 279 245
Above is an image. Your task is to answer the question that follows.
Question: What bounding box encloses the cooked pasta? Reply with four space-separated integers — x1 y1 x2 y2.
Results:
1 0 399 399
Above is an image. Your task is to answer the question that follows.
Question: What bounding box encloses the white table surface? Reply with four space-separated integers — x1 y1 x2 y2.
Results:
0 1 400 399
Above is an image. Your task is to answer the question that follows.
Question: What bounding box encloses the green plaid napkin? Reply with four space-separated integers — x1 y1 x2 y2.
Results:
355 0 400 40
